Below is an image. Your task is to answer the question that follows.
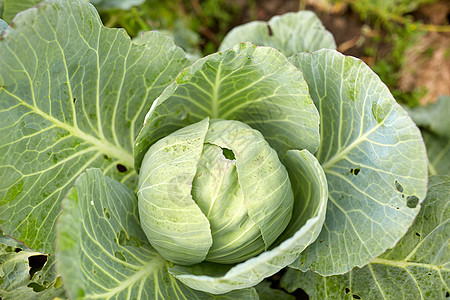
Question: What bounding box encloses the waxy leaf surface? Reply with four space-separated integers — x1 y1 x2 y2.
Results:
56 168 258 299
0 0 188 252
282 175 450 299
289 50 428 275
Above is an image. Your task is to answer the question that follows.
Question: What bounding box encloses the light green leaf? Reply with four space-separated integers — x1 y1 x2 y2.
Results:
138 118 213 266
56 168 258 299
254 280 295 300
204 119 294 255
170 149 327 294
219 11 336 55
193 143 262 264
281 175 450 300
0 0 188 252
134 42 320 170
0 234 66 299
289 50 428 275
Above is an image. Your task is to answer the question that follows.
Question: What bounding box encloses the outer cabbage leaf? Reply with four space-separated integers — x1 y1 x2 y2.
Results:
56 168 258 299
1 0 144 23
406 96 450 176
281 175 450 299
406 95 450 138
134 42 320 170
1 230 27 251
0 0 189 252
422 131 450 176
1 0 40 23
219 11 336 55
169 149 327 294
0 18 6 35
0 232 65 299
289 50 428 275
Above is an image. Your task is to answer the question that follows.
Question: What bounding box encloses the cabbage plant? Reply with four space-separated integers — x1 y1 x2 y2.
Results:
0 0 447 299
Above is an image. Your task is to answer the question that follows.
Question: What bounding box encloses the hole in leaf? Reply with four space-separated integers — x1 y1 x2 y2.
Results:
114 251 126 262
353 295 361 299
446 291 449 297
28 255 47 279
103 208 111 219
114 230 143 247
345 288 350 294
73 98 76 103
222 147 235 160
103 155 110 160
319 240 323 243
117 164 127 173
15 247 22 253
395 180 403 192
427 272 431 276
267 24 273 36
350 168 361 175
114 230 127 246
54 276 63 288
407 196 419 208
415 232 421 237
27 282 46 292
371 101 387 124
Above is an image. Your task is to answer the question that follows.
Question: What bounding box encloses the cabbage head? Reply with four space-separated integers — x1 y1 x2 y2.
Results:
138 119 294 265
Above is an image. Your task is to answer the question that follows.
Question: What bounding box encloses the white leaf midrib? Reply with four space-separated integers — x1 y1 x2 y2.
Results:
371 257 449 272
2 88 134 167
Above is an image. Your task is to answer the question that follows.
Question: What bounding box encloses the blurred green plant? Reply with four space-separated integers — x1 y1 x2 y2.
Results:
327 0 448 107
368 20 428 107
345 0 437 28
99 0 240 55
